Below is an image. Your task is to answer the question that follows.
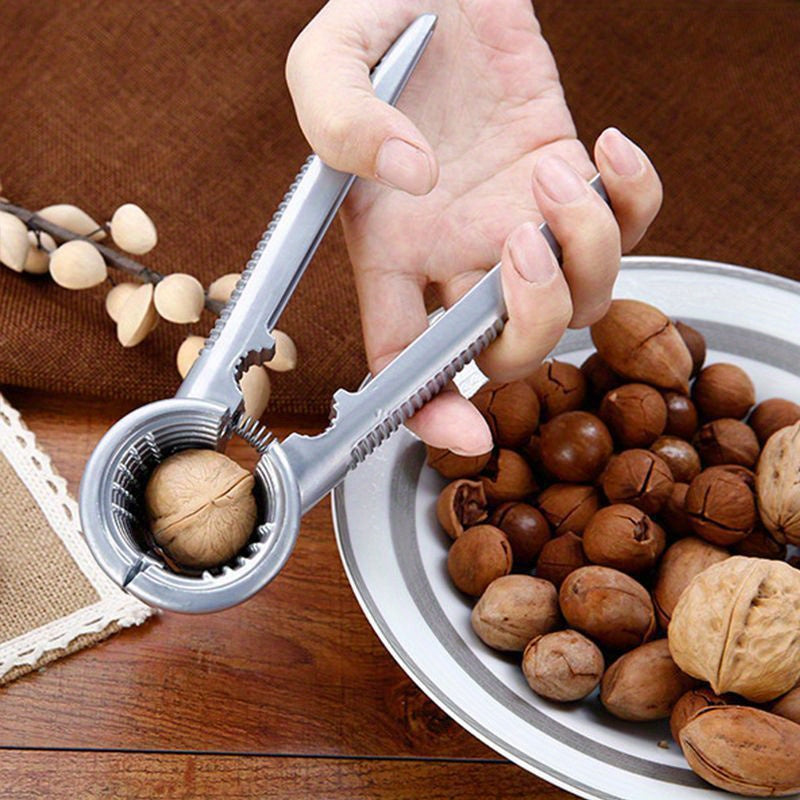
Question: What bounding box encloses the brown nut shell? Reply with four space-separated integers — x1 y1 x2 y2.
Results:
536 484 601 535
772 684 800 725
539 412 613 483
692 363 755 420
535 532 588 588
480 449 537 504
471 381 540 449
668 557 800 702
590 299 693 393
583 504 666 574
670 687 729 743
471 575 560 651
662 391 700 440
600 639 697 721
426 445 491 479
436 479 488 539
522 630 604 702
694 418 760 468
685 466 756 546
652 537 729 629
488 502 551 566
528 360 587 420
749 398 800 445
675 321 706 377
660 482 693 538
679 706 800 797
733 526 788 560
600 450 674 515
599 383 667 448
447 525 512 597
559 566 656 652
649 436 701 483
580 353 621 401
756 421 800 545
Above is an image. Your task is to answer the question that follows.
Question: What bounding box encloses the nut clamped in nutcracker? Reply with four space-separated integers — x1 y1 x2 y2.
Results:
79 14 610 613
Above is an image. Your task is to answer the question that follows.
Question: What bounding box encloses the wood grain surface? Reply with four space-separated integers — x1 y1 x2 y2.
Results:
0 387 575 799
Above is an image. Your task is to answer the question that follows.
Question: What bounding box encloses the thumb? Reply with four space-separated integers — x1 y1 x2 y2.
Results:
285 2 438 195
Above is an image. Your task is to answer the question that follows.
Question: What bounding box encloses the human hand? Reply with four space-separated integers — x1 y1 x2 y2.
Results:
286 1 662 455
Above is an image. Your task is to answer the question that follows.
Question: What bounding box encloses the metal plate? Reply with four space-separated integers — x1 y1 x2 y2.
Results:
332 256 800 800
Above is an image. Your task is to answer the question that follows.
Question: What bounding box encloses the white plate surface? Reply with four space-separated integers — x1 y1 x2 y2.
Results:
332 256 800 800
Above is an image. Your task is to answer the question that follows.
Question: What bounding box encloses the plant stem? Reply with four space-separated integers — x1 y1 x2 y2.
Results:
0 201 224 315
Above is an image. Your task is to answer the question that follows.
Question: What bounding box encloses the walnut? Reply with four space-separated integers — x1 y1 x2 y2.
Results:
668 557 800 702
756 420 800 545
145 449 257 570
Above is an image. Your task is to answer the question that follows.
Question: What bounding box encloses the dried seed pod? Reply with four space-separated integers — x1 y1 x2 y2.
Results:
694 418 760 468
109 203 157 254
117 283 158 347
436 479 488 539
559 565 656 651
749 398 800 445
649 436 701 483
583 504 666 573
23 230 55 274
105 282 139 323
480 449 537 504
539 411 613 483
426 445 491 480
536 532 588 587
145 449 256 569
240 365 271 419
0 211 32 272
668 557 800 702
590 300 693 393
471 575 560 651
49 240 107 289
685 466 756 546
652 537 729 629
528 360 587 419
522 630 604 702
600 450 674 515
693 363 756 420
772 684 800 725
471 381 540 448
599 383 667 448
580 352 621 402
662 391 699 440
37 204 106 240
176 335 206 379
678 706 800 796
756 421 800 545
670 687 729 742
447 525 512 597
660 482 692 538
600 639 697 721
153 273 205 323
488 502 550 566
536 483 601 535
207 272 241 303
674 321 706 377
264 329 297 372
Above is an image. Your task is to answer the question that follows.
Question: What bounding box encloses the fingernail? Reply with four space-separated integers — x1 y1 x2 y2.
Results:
598 127 644 177
534 155 587 204
376 137 435 195
508 223 558 284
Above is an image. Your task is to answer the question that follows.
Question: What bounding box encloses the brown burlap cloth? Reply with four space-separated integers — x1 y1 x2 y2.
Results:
0 1 798 413
0 393 151 684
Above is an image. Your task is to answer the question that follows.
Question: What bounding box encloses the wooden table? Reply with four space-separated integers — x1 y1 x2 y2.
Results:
0 388 574 800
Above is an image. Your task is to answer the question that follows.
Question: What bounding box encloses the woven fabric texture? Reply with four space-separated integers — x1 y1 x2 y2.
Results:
0 0 797 414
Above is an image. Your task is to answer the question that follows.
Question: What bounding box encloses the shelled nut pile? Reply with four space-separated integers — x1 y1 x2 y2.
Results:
430 299 800 797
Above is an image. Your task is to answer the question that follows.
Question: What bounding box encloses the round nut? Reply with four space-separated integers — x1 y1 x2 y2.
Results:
539 411 613 483
105 282 139 323
535 532 588 588
583 504 666 574
668 557 800 702
23 230 55 274
685 466 756 546
528 360 587 420
559 565 656 652
670 687 729 743
436 479 488 539
471 381 540 449
692 363 755 420
674 321 706 377
600 639 697 721
772 684 800 725
536 483 601 535
694 418 760 468
650 436 701 483
447 525 512 597
479 449 537 504
49 240 107 289
522 630 604 702
426 445 491 480
110 203 158 254
488 502 550 566
600 450 674 515
264 329 297 372
652 536 729 629
153 273 205 323
207 272 241 303
756 421 800 546
660 482 693 538
0 210 31 272
145 449 256 569
471 575 560 651
37 204 105 240
580 352 621 401
176 335 205 378
117 283 158 347
240 365 271 419
599 383 667 448
732 526 787 560
749 398 800 445
662 391 700 440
